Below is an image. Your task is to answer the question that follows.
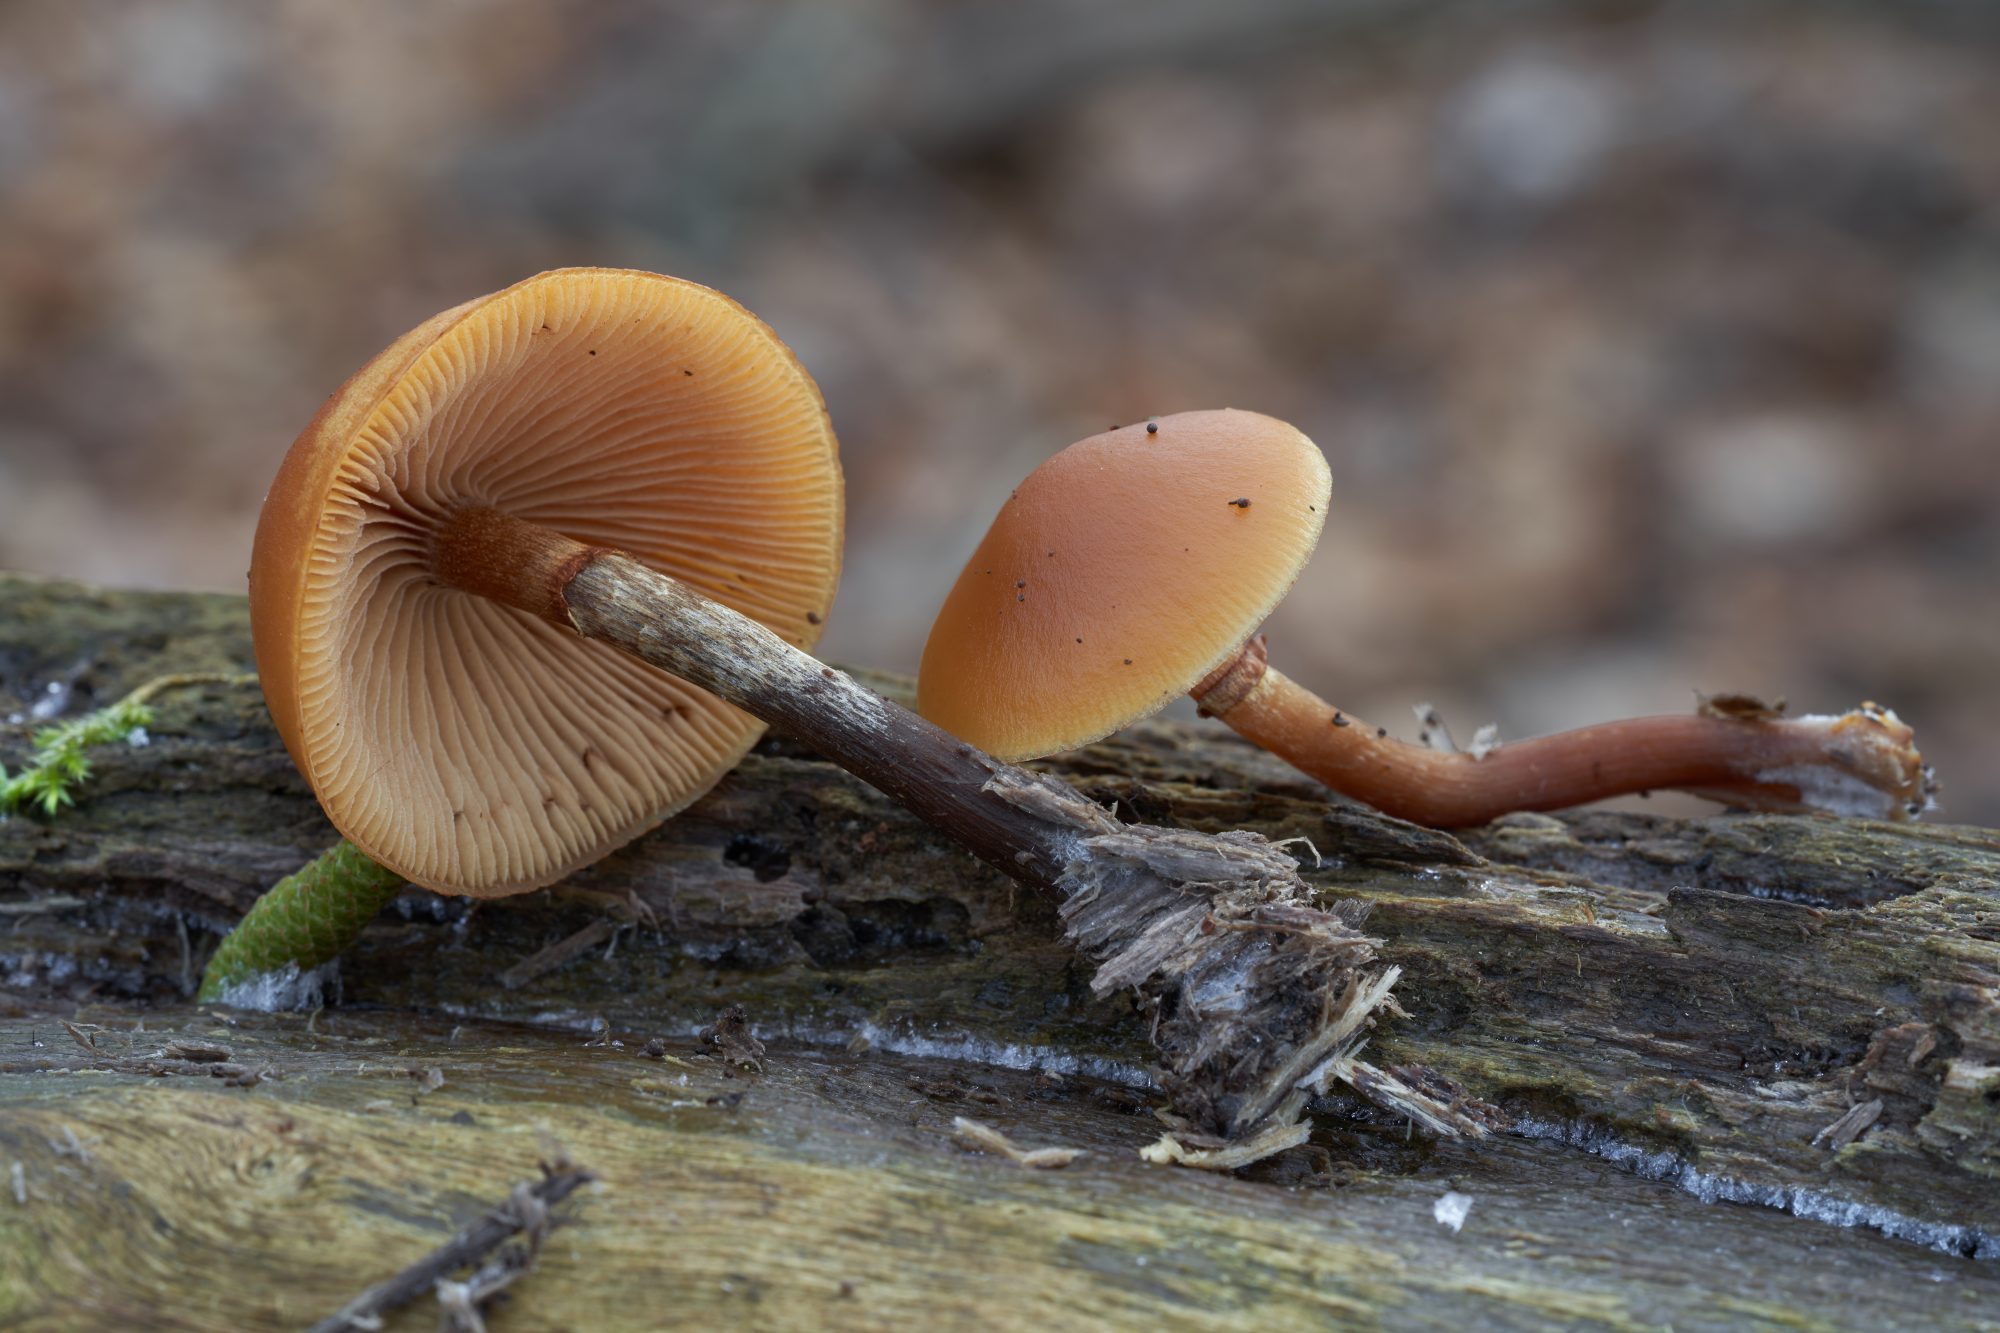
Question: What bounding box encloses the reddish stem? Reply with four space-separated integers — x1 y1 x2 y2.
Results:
1191 638 1931 828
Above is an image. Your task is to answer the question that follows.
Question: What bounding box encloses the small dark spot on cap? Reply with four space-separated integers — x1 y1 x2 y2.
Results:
1017 594 1025 602
1332 712 1348 727
1376 726 1388 738
1309 505 1317 512
1146 421 1158 435
1123 659 1133 665
1229 497 1251 509
1015 580 1026 589
1046 550 1055 558
588 349 598 356
1075 637 1083 644
821 667 835 679
684 368 695 376
805 611 822 624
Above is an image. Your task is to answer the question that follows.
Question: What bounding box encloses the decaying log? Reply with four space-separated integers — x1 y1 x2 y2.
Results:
6 1009 1998 1331
4 572 1999 1326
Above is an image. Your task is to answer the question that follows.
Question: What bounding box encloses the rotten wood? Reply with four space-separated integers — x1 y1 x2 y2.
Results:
3 572 2000 1323
3 1009 1996 1330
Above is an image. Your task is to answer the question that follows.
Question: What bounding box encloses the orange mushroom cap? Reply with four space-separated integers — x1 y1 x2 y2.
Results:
918 409 1328 759
251 268 843 897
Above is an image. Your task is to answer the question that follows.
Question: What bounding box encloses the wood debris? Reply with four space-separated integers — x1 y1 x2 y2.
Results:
951 1116 1083 1169
699 1004 766 1073
1140 1119 1310 1171
1696 692 1788 721
1812 1098 1884 1151
498 919 620 991
308 1156 596 1333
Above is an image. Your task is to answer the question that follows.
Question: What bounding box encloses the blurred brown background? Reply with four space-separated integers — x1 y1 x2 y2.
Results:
2 2 1996 822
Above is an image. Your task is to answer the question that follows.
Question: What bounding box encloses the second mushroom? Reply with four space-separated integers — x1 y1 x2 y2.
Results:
917 409 1932 828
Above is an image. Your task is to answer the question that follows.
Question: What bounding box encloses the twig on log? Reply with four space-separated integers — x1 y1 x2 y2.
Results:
1813 1098 1885 1151
951 1116 1083 1169
497 919 620 991
0 896 86 915
308 1158 597 1333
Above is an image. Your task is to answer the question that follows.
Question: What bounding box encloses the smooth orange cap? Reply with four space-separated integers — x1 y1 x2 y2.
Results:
251 269 843 897
918 409 1328 759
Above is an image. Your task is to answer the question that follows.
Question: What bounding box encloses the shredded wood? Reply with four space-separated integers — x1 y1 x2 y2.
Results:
981 764 1503 1168
1812 1098 1884 1151
1140 1119 1311 1171
951 1117 1083 1169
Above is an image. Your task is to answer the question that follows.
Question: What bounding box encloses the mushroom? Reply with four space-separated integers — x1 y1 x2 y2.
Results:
918 409 1933 828
201 272 1484 1153
249 266 843 898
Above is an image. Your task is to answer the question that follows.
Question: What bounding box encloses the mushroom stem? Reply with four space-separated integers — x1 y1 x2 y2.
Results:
1191 637 1932 828
433 507 1070 881
427 508 1501 1146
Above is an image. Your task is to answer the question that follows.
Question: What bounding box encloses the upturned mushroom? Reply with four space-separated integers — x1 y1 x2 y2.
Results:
201 271 1485 1154
256 269 844 897
918 409 1933 828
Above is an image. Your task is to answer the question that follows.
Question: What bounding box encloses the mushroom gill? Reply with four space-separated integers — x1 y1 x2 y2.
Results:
253 269 842 895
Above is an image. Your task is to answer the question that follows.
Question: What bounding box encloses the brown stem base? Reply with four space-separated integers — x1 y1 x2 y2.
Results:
1192 638 1932 828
